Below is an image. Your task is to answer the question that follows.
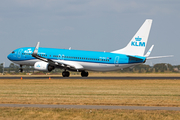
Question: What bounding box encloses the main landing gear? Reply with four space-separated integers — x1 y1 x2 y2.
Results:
81 71 88 77
62 70 89 77
62 71 70 77
19 65 23 72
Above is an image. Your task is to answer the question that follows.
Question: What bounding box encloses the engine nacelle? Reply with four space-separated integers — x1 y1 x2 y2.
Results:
34 62 55 72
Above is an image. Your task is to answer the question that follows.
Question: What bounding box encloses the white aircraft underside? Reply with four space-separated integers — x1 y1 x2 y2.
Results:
11 59 140 71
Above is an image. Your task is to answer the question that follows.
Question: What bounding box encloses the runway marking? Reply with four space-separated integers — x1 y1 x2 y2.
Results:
0 77 180 79
0 104 180 111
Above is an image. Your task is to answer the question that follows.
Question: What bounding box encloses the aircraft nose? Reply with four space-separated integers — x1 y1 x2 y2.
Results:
7 54 11 60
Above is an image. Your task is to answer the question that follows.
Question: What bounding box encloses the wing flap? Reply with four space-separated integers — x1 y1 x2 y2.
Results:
58 61 84 70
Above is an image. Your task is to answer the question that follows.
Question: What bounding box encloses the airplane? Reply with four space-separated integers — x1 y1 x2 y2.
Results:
7 19 172 77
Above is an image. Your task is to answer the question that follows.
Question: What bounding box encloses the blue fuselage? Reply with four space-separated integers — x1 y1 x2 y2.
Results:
7 47 146 71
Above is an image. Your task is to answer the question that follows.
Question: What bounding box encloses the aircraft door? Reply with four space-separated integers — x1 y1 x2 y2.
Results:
114 56 119 67
17 49 23 58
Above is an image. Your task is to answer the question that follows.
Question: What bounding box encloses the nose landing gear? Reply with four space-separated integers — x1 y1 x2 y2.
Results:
19 65 23 72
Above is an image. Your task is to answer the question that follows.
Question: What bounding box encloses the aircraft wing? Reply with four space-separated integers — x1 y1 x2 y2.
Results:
58 60 84 70
32 42 84 71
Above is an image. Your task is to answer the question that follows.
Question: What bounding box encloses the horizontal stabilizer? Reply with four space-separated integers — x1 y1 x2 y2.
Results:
146 55 173 60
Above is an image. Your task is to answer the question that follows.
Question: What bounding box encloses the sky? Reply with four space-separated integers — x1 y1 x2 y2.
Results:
0 0 180 66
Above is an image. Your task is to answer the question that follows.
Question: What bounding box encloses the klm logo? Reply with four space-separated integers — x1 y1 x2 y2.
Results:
36 64 40 67
131 36 145 47
24 48 32 53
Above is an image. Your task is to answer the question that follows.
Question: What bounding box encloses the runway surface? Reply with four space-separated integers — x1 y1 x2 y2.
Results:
0 104 180 111
0 76 180 79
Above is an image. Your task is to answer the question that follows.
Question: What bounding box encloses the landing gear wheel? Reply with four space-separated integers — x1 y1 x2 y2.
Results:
81 71 88 77
19 68 23 72
19 65 23 73
62 71 70 77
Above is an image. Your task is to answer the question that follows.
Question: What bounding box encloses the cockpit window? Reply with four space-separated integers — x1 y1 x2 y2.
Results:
12 51 15 54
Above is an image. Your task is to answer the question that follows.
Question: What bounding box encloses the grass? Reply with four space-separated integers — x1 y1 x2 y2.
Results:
0 79 180 107
0 107 180 120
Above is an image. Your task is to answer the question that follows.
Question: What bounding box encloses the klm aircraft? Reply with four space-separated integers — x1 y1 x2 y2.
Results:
7 19 172 77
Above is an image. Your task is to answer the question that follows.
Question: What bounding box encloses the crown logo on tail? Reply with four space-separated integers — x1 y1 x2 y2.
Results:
135 36 142 41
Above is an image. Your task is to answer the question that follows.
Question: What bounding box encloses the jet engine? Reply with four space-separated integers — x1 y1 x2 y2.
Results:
34 62 55 72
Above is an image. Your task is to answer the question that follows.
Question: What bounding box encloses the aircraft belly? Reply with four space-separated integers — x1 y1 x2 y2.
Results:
78 62 141 71
10 59 141 72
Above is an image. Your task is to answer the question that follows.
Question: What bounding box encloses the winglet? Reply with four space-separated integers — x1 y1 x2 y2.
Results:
33 42 40 55
145 45 154 57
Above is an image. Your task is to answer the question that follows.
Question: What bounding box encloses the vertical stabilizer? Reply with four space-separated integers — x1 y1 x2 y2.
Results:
111 19 153 56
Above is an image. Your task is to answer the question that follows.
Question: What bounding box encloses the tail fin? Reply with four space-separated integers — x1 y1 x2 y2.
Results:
111 19 153 56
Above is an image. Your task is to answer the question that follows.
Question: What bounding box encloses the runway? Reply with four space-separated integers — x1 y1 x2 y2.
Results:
0 104 180 111
0 76 180 79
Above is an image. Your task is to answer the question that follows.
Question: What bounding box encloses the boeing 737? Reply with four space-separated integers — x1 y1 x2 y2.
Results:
7 19 172 77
